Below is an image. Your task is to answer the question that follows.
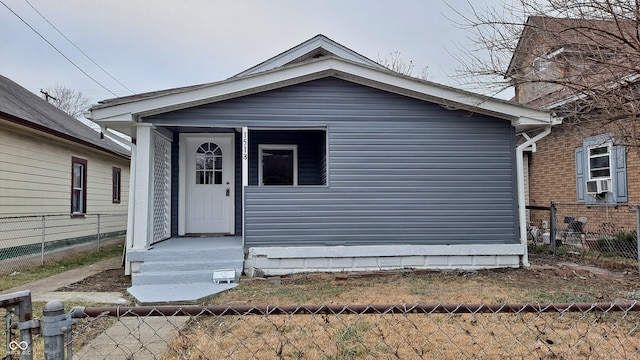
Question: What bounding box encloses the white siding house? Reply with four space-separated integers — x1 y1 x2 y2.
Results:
0 75 130 253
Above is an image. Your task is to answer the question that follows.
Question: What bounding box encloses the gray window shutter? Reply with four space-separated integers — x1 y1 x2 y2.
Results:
613 145 628 203
575 147 585 203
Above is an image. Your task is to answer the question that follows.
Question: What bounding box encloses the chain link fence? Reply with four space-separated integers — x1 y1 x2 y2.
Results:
3 297 640 359
0 213 127 274
528 203 638 268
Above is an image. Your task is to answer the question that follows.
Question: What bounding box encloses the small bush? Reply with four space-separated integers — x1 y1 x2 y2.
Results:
597 230 637 259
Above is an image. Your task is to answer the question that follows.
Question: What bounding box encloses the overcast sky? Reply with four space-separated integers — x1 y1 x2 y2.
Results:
1 0 512 107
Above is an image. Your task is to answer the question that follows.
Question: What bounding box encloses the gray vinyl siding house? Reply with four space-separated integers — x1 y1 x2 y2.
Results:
151 78 520 247
88 35 558 290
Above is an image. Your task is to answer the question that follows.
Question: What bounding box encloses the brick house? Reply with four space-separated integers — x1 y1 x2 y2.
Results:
507 16 638 236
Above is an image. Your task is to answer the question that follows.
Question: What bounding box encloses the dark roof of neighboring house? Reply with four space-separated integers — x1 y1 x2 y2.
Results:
0 74 129 158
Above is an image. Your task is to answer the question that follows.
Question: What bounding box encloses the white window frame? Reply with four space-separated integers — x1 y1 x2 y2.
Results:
71 157 87 215
528 47 565 75
587 142 612 180
258 144 298 186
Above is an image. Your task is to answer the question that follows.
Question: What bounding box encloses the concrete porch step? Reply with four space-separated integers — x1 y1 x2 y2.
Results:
142 247 244 261
131 268 242 286
127 237 244 302
139 259 244 272
128 282 238 304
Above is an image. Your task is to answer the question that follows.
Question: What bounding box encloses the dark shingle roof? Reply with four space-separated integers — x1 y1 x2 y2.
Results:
0 75 129 158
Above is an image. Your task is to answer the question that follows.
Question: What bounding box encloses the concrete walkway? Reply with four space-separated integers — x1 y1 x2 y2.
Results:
0 257 128 304
1 257 186 359
73 316 189 360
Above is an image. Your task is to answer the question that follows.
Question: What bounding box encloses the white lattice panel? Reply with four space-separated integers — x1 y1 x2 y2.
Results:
152 133 171 243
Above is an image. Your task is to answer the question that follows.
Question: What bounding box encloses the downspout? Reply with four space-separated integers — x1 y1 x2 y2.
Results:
516 126 551 267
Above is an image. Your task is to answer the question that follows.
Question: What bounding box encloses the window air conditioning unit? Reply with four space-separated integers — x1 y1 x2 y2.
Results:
586 179 612 194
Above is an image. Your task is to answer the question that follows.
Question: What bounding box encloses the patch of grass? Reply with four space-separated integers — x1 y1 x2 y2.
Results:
526 291 593 304
0 243 123 291
328 321 377 359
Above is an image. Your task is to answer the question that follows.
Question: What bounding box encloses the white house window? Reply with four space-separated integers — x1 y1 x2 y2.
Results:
196 142 222 185
112 167 121 204
71 157 87 215
533 57 550 72
588 143 611 180
259 144 298 186
576 136 627 204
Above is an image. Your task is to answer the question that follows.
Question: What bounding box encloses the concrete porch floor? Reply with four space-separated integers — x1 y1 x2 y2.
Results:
127 236 244 303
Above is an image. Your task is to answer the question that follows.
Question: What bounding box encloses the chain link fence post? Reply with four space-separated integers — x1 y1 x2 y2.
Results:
96 214 101 251
40 216 45 266
42 301 73 360
636 205 640 273
1 290 37 360
550 200 557 255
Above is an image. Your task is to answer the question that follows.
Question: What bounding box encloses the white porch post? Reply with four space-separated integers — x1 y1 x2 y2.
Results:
132 123 154 249
124 144 137 274
516 126 551 267
242 127 248 246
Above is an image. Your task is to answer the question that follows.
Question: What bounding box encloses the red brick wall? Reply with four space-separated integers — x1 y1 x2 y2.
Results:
528 122 639 232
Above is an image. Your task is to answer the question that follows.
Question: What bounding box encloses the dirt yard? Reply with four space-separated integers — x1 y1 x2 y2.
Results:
62 253 640 359
62 253 640 305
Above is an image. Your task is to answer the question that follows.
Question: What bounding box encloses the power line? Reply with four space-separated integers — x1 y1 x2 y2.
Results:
0 0 118 96
22 0 135 94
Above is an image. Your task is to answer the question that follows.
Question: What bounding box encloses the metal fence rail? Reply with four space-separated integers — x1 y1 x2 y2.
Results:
39 301 640 359
3 294 639 359
0 213 127 274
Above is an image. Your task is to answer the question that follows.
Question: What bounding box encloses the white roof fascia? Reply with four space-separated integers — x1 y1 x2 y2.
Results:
89 56 555 131
88 60 341 122
233 35 385 78
327 60 554 125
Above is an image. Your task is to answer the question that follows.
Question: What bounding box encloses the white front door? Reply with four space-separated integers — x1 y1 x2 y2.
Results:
184 134 235 234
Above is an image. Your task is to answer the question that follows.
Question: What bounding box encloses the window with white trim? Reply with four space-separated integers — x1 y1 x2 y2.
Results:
576 135 627 204
587 143 612 180
259 144 298 186
112 167 121 203
71 157 87 214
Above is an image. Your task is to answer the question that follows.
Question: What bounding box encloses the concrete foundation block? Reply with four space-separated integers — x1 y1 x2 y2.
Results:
353 257 380 268
473 256 498 267
329 257 355 270
401 256 426 267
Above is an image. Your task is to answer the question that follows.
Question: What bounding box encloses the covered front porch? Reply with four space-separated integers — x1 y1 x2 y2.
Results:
124 125 326 302
126 236 244 303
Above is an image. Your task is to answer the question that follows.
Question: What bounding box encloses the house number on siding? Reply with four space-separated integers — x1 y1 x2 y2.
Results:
242 128 248 160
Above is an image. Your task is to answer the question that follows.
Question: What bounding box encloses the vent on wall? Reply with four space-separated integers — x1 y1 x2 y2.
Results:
586 179 611 194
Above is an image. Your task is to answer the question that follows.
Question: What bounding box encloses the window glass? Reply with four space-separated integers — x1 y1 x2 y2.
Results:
71 157 87 214
259 145 297 186
588 144 611 179
112 167 121 203
196 142 222 185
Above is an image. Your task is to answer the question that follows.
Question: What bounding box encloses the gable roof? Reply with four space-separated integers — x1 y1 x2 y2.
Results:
0 75 129 158
232 34 387 77
91 34 388 109
88 35 558 135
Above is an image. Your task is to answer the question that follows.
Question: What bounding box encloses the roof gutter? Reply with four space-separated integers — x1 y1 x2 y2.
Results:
516 126 552 267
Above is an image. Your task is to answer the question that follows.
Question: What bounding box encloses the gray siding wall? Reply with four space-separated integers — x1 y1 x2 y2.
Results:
148 77 519 247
